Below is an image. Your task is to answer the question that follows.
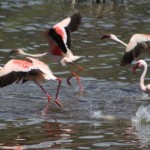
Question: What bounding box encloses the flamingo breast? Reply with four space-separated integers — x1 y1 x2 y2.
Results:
51 45 62 56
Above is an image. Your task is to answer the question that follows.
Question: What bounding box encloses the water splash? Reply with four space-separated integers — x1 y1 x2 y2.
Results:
131 105 150 145
131 105 150 125
90 111 115 120
140 93 150 101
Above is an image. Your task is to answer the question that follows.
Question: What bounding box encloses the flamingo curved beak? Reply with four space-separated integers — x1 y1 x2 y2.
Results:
132 62 140 74
10 49 18 55
101 34 111 40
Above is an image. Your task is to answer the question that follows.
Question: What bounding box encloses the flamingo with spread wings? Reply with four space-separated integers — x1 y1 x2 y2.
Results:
102 34 150 66
0 57 62 113
10 12 84 93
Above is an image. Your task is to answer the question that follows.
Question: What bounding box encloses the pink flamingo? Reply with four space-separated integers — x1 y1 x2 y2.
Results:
0 57 62 113
10 12 84 93
133 59 150 93
102 34 150 66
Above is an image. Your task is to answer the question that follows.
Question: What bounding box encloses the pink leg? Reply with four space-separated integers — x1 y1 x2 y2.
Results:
67 64 84 93
54 78 63 108
38 84 51 114
38 84 51 103
72 72 84 93
67 64 83 85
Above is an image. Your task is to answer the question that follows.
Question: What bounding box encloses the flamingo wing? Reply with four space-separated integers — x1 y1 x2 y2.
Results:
120 34 150 66
67 12 81 32
48 12 81 54
54 12 81 32
26 57 57 80
48 28 68 53
0 59 41 87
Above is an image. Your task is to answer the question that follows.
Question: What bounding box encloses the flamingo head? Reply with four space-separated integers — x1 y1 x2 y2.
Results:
101 34 118 40
132 60 146 74
101 34 111 40
10 49 24 55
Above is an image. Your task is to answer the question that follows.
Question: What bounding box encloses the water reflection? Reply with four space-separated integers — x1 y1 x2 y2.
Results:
0 119 73 150
0 117 132 149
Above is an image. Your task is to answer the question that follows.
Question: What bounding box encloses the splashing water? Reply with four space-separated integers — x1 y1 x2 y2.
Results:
91 111 115 120
131 105 150 145
131 105 150 125
141 93 150 100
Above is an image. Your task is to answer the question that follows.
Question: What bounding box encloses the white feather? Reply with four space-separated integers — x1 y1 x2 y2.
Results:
54 17 71 28
126 34 150 52
26 57 56 80
0 61 34 81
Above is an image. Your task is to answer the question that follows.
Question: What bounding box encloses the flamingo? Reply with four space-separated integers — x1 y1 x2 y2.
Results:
10 12 84 93
132 59 150 93
101 34 150 66
0 57 62 113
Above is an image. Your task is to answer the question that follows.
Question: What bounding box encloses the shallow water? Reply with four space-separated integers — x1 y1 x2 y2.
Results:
0 0 150 149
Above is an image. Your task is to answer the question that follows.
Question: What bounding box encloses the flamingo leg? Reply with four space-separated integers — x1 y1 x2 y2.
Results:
67 63 83 93
54 78 63 108
38 84 51 103
38 84 51 114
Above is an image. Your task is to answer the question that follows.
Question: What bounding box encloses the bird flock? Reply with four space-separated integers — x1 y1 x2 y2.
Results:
1 12 150 113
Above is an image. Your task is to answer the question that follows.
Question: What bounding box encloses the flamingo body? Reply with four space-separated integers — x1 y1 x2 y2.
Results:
102 34 150 66
43 12 84 93
0 57 62 111
46 12 81 65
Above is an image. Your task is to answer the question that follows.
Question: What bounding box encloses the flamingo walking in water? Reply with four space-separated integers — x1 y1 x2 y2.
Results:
133 59 150 93
0 57 62 113
102 34 150 66
10 12 84 93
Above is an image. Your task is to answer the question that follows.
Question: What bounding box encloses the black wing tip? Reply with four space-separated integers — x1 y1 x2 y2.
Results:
120 51 134 67
69 12 81 32
120 43 144 66
71 11 81 18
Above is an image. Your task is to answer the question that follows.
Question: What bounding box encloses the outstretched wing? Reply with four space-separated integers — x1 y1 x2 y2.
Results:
0 59 40 87
0 70 41 87
120 43 147 66
48 28 68 53
26 57 57 80
54 12 81 32
48 12 81 54
67 12 81 32
120 34 150 66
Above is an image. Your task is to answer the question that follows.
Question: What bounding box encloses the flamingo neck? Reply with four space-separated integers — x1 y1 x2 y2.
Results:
140 64 147 91
112 37 128 47
21 51 47 58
